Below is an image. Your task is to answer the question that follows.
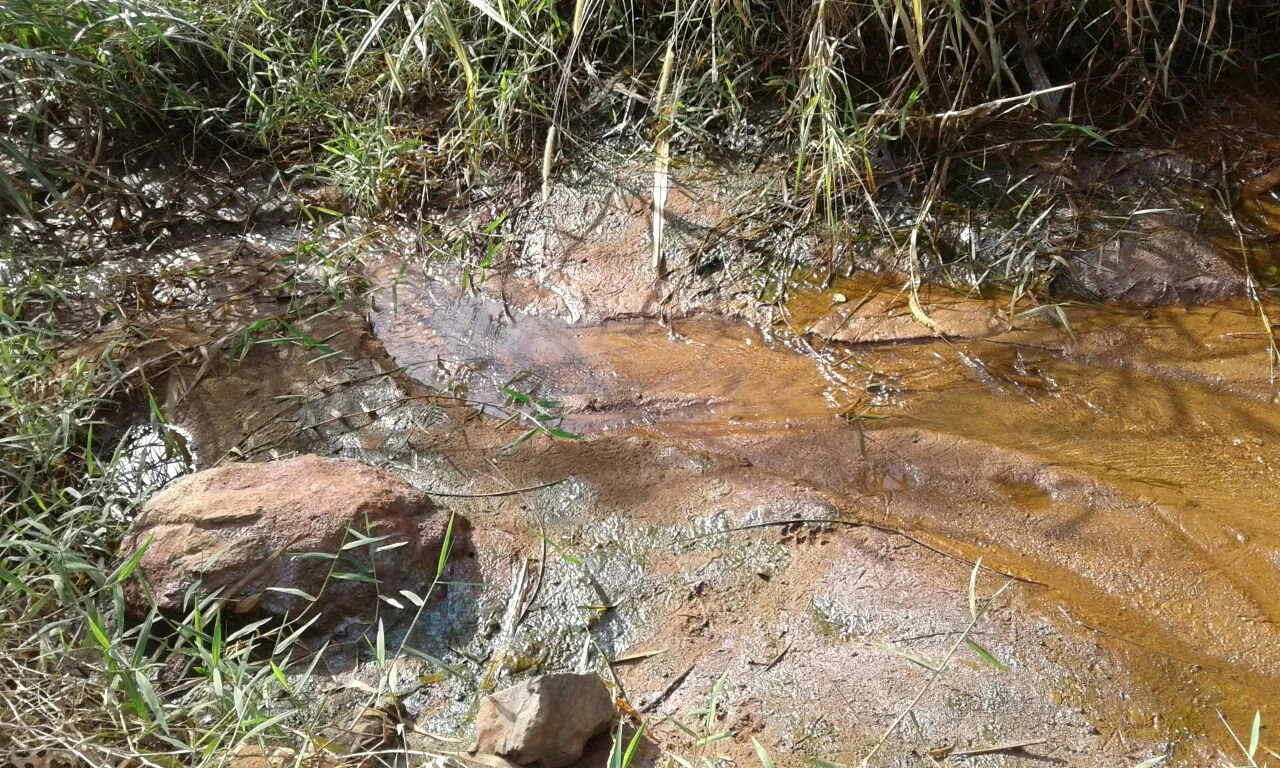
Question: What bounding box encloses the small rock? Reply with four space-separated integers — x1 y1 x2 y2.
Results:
230 746 301 768
470 673 616 768
119 455 456 632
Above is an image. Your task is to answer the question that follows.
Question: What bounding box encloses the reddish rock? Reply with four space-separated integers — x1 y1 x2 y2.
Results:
120 455 451 631
471 673 616 768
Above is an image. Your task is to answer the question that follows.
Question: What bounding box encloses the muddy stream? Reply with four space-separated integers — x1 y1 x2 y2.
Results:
355 253 1280 764
92 127 1280 763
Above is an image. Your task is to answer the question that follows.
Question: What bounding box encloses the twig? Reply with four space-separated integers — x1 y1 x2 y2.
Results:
748 639 793 673
421 478 566 498
484 460 550 629
587 632 628 703
868 84 1074 121
639 663 695 713
948 737 1047 757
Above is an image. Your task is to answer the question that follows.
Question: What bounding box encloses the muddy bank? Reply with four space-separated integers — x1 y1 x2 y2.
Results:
86 260 1199 764
487 112 1280 320
54 198 1280 765
397 421 1200 766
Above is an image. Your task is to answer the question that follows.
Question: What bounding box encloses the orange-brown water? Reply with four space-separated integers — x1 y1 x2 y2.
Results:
371 264 1280 741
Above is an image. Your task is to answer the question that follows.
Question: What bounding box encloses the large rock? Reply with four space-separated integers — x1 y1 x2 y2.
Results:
120 455 450 631
471 673 616 768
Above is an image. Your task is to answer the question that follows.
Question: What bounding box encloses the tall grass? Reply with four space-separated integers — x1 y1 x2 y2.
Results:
0 253 189 759
2 0 1278 221
0 248 460 768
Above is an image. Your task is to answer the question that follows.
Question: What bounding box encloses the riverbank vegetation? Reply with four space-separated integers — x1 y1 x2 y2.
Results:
4 0 1279 222
0 247 374 768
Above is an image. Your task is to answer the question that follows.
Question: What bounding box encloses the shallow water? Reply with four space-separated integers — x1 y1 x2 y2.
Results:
369 260 1280 741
